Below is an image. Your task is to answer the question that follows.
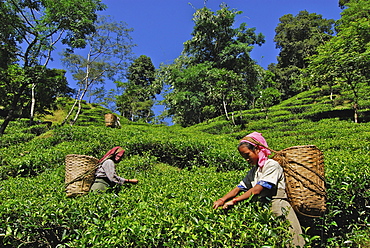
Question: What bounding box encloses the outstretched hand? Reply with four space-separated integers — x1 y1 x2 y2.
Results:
222 200 235 209
127 179 139 184
212 199 225 209
213 198 237 209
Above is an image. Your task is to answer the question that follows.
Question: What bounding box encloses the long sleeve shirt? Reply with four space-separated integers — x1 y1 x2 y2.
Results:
95 159 126 185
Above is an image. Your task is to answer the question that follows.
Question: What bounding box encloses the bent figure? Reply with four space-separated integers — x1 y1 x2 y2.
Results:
213 132 305 247
90 146 138 192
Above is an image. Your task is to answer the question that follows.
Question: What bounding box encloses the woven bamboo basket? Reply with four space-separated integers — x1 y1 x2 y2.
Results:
272 145 327 217
241 136 326 217
65 154 99 197
105 113 117 127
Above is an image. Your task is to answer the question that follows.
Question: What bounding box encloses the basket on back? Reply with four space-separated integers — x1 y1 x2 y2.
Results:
242 136 326 217
272 145 327 217
105 113 117 127
65 154 99 197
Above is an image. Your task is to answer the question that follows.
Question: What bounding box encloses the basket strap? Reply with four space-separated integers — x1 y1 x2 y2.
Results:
242 136 326 196
64 162 100 188
275 152 326 183
64 156 108 188
275 154 326 196
241 136 279 153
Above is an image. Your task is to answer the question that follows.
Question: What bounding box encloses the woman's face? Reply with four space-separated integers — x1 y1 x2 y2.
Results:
238 145 259 166
112 156 122 164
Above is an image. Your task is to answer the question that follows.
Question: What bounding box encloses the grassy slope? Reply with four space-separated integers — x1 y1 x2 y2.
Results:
0 88 370 247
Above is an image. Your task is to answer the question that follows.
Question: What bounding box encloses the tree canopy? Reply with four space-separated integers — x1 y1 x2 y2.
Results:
60 15 135 126
304 0 370 123
1 0 369 129
116 55 159 123
183 5 264 72
0 0 105 134
271 10 335 99
160 5 265 126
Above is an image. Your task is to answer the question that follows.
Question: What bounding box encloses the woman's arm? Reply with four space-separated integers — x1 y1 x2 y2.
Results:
213 187 241 209
222 184 264 209
102 160 126 184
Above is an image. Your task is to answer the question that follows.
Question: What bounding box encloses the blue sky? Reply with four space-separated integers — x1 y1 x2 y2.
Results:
99 0 342 69
49 0 343 121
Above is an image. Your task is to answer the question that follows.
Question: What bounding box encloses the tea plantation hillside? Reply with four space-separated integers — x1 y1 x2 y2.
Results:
0 91 369 247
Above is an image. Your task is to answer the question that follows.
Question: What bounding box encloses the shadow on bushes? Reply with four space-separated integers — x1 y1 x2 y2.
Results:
309 109 354 122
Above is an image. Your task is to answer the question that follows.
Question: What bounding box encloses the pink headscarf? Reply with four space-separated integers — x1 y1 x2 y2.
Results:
98 146 125 163
240 132 271 168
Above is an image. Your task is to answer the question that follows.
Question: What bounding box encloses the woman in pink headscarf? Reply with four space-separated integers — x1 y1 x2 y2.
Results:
212 132 305 247
90 146 138 192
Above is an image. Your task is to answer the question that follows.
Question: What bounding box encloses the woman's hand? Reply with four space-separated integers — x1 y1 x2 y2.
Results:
213 187 241 209
222 199 236 209
212 199 225 209
127 179 139 184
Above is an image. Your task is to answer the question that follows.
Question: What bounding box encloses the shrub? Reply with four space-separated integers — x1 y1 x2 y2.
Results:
1 114 369 247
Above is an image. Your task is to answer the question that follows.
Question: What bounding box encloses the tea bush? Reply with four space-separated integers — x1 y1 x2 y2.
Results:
0 162 293 247
1 106 370 246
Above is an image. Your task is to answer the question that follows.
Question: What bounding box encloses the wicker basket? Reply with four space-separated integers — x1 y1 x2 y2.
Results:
105 113 117 127
241 136 326 217
272 145 327 217
65 154 99 197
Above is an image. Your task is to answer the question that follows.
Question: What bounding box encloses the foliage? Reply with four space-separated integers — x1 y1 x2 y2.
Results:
1 99 370 247
1 2 370 247
160 4 264 126
183 4 264 71
339 0 351 9
0 0 106 135
61 15 135 126
271 10 335 99
304 0 370 123
163 62 252 126
0 164 294 247
1 0 106 67
0 66 72 132
0 1 17 69
116 55 159 123
255 66 281 119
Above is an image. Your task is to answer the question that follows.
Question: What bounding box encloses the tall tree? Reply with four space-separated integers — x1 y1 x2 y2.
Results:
0 65 72 125
183 4 264 72
61 15 135 126
116 55 159 123
160 5 264 126
305 0 370 123
0 0 105 135
272 10 335 99
254 66 281 119
26 68 73 117
162 62 250 126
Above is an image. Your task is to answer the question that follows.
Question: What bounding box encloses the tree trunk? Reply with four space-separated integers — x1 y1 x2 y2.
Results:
0 85 27 135
70 88 88 126
354 103 358 123
265 109 269 120
231 111 236 126
0 111 14 135
29 83 36 125
63 51 92 126
61 89 81 126
222 96 229 121
71 99 82 126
